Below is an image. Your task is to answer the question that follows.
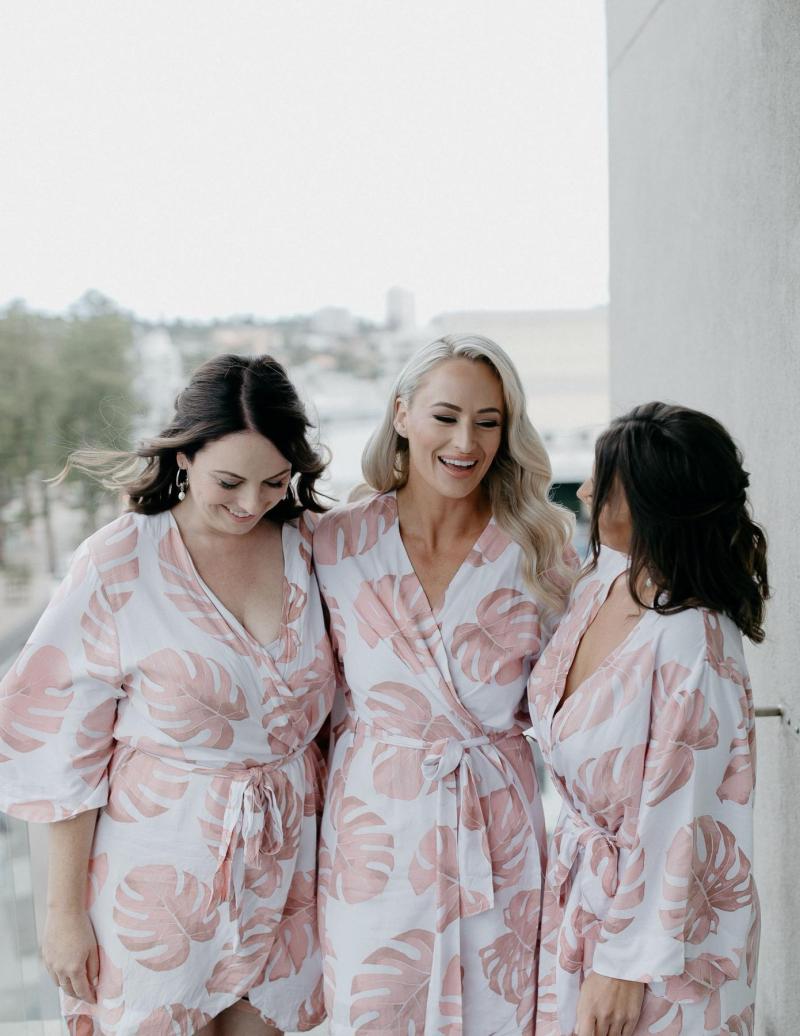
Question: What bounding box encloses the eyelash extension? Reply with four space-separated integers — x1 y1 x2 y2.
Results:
433 415 499 428
218 480 241 490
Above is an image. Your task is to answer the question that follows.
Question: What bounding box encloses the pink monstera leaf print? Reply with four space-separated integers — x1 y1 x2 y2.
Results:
560 903 603 973
717 684 756 805
354 575 439 673
478 889 538 1006
745 889 760 985
365 680 462 800
528 577 605 719
365 680 462 743
573 744 646 845
264 869 317 981
663 951 740 1031
451 588 541 685
408 825 489 932
722 1004 755 1036
350 928 434 1033
645 668 719 807
636 995 684 1035
494 734 538 804
297 976 326 1029
206 905 282 995
437 954 464 1036
327 794 394 903
479 786 531 892
158 528 254 658
539 888 561 957
86 853 109 909
532 967 560 1036
314 495 396 564
556 641 655 742
599 838 646 938
274 635 336 736
137 1004 212 1035
0 645 72 758
81 588 122 686
465 521 510 567
325 594 348 659
661 816 754 944
106 744 190 823
113 865 219 971
704 612 746 686
89 515 140 611
139 649 249 749
63 945 125 1026
273 579 307 663
73 698 117 787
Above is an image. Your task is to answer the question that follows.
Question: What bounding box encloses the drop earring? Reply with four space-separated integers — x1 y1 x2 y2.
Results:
176 468 189 501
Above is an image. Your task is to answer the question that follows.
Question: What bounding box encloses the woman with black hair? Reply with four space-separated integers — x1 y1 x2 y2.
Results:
0 354 335 1035
528 402 767 1036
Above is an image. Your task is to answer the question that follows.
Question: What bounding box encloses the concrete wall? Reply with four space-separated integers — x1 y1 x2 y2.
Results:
605 2 800 1032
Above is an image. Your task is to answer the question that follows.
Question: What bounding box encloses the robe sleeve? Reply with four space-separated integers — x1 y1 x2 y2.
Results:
591 619 757 985
0 542 123 822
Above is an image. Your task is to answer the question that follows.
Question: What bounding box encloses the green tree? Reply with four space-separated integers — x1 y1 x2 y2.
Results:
55 292 139 533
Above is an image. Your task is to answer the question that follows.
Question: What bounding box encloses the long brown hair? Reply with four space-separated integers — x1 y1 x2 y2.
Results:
589 401 769 642
64 353 329 523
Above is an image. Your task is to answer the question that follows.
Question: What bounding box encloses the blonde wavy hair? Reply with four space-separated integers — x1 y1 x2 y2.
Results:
362 334 575 614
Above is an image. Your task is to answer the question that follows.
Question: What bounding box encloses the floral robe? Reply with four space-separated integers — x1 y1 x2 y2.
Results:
312 491 568 1036
0 510 335 1035
527 546 759 1036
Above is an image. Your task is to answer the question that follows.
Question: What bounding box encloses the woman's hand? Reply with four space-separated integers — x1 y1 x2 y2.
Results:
576 972 645 1036
42 906 99 1003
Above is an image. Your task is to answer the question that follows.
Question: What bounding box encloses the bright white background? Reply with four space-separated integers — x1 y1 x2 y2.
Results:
0 0 608 323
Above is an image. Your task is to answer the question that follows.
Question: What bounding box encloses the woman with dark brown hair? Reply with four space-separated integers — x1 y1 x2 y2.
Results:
528 402 767 1036
0 354 335 1035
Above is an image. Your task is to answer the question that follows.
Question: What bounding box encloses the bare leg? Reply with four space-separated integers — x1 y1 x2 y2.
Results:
198 1000 283 1036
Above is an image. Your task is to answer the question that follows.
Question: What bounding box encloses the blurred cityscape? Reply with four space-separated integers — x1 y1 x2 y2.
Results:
0 287 607 1033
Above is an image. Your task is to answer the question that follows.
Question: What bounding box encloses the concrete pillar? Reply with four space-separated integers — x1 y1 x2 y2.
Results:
606 2 800 1031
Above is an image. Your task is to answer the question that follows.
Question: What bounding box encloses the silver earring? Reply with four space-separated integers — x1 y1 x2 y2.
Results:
176 468 188 501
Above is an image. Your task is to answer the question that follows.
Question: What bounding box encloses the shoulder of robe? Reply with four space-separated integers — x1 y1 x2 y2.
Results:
312 490 394 564
82 510 152 558
652 605 726 668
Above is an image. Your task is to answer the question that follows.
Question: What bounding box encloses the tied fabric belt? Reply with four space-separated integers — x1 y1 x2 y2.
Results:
353 719 529 919
211 742 311 908
112 740 310 910
549 805 620 906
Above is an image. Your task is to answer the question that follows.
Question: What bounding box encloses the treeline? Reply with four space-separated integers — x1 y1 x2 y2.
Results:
0 291 140 569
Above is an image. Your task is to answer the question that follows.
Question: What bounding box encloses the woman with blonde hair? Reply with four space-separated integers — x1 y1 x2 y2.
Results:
312 334 577 1035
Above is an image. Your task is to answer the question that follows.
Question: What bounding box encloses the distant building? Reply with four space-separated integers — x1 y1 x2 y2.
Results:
133 329 184 436
386 287 416 331
427 307 609 499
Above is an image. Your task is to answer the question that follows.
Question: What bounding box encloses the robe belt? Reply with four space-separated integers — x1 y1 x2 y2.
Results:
210 741 313 908
114 740 311 908
354 719 528 919
549 806 620 907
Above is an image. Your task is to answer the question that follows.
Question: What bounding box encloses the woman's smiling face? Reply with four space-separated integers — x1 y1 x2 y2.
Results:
394 357 505 501
176 430 291 534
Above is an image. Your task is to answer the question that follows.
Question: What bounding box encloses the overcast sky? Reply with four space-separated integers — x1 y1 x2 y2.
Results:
0 1 608 324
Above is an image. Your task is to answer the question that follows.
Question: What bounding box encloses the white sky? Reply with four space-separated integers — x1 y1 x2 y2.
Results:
0 1 608 324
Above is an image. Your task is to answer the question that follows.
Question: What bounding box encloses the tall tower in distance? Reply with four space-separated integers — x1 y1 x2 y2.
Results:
385 286 416 331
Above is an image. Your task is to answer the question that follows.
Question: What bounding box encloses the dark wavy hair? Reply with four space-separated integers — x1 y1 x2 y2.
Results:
64 353 329 523
588 401 769 643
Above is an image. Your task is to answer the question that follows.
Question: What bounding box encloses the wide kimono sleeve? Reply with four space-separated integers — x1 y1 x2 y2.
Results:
0 542 123 822
591 615 757 988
